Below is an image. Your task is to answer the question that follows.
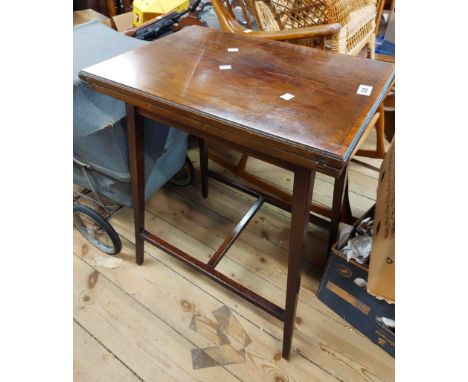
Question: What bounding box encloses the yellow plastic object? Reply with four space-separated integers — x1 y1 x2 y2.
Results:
132 0 190 26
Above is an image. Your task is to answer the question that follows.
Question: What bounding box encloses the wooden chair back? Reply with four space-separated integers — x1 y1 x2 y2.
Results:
212 0 351 32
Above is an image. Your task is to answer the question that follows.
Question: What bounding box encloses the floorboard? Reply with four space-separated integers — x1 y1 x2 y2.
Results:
74 321 140 382
73 133 394 381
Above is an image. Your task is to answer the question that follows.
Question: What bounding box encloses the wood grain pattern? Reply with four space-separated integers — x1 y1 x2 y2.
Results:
73 138 393 380
203 134 384 218
79 26 394 172
73 322 139 382
74 230 391 381
74 255 240 382
74 237 336 381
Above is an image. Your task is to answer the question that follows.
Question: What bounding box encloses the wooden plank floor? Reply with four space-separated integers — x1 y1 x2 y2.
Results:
73 131 394 381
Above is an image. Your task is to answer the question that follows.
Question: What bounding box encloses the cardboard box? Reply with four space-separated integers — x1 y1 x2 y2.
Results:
73 9 112 28
112 12 134 32
368 138 395 303
317 252 395 357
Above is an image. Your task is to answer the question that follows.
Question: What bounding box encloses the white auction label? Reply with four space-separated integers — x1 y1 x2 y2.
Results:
280 93 295 101
356 84 373 96
219 65 232 70
227 48 239 52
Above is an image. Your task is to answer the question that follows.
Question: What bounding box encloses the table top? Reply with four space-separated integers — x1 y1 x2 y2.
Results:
79 26 394 172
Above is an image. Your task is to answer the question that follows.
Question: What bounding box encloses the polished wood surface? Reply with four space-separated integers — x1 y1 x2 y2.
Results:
126 104 145 266
282 166 315 358
79 26 394 173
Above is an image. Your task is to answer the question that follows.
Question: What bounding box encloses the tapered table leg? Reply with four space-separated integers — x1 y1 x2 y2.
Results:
341 177 353 224
376 103 386 159
328 168 348 252
126 104 145 265
282 166 315 359
199 138 209 199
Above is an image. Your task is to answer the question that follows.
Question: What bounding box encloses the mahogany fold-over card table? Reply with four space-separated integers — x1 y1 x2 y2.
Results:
79 26 394 359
